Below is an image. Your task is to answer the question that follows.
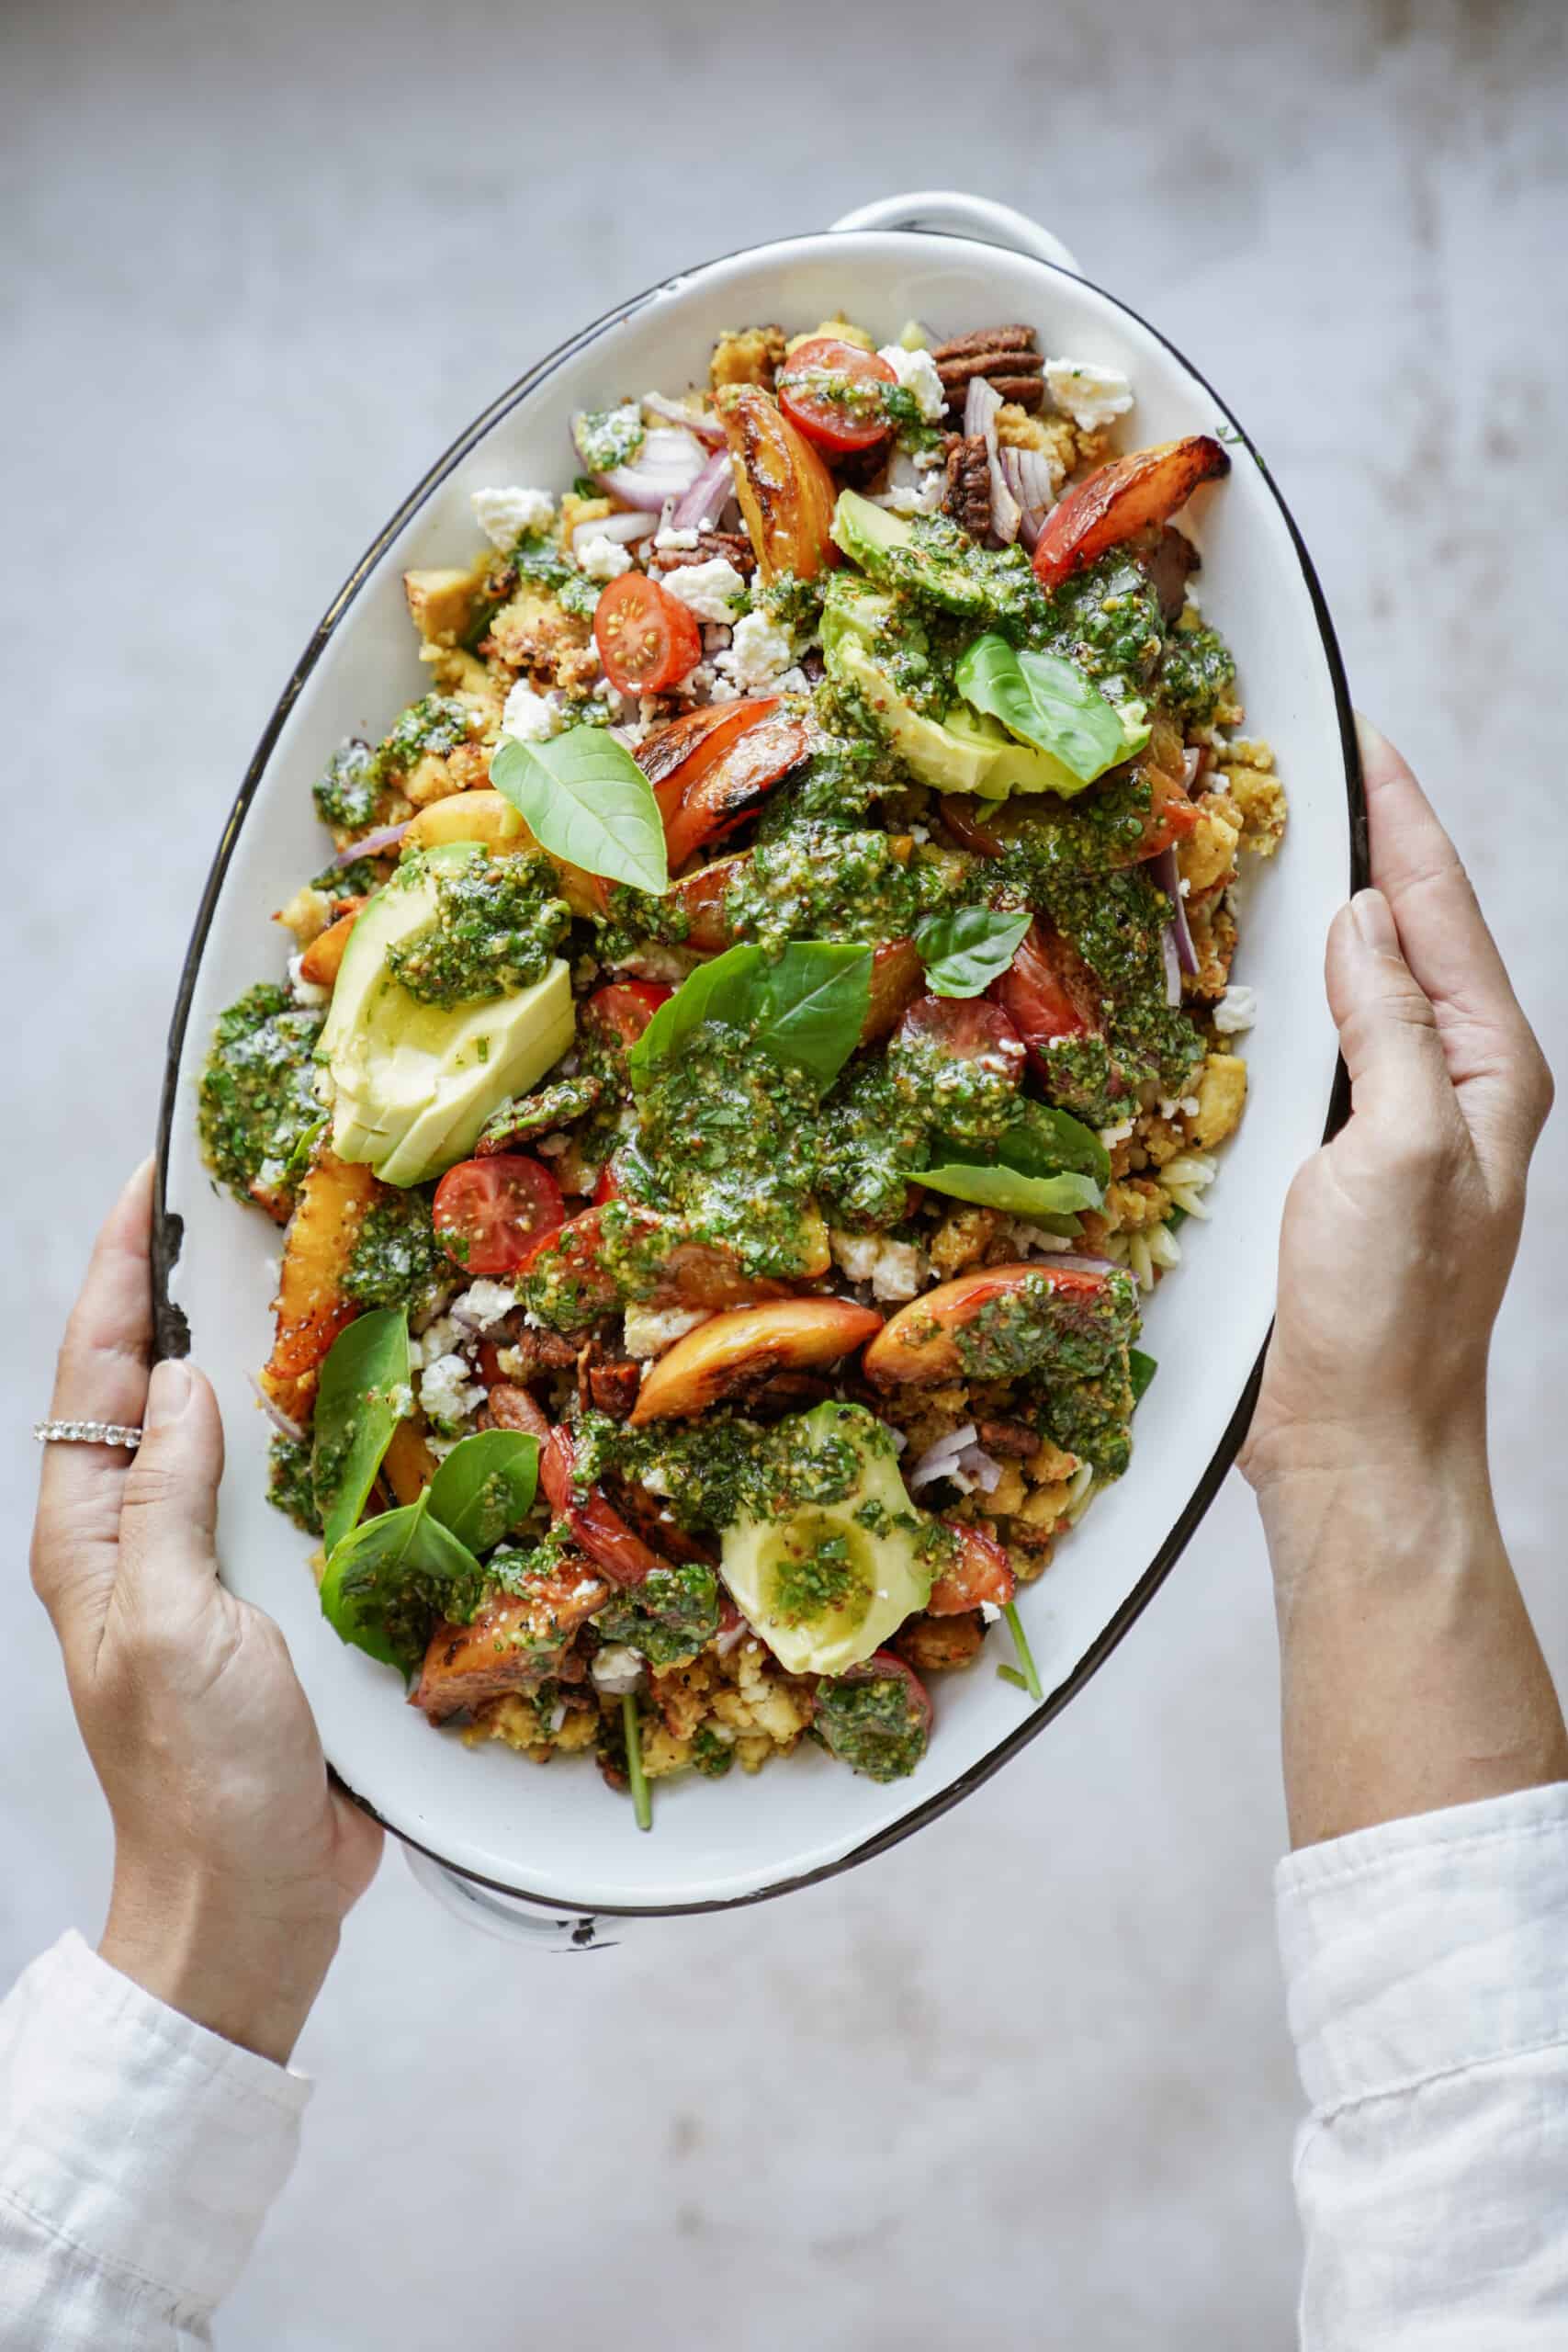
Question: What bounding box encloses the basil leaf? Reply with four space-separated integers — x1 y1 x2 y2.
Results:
954 633 1141 786
914 906 1031 998
1129 1348 1158 1404
628 939 871 1098
491 726 669 895
920 1158 1104 1219
319 1490 485 1676
919 1102 1110 1220
312 1307 412 1555
426 1428 539 1554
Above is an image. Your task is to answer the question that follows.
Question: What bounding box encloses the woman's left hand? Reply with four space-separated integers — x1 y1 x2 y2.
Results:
30 1161 383 2065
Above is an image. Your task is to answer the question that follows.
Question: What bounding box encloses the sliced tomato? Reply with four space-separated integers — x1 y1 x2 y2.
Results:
582 979 672 1052
1032 435 1230 589
824 1650 933 1736
592 1160 622 1206
433 1155 565 1277
895 995 1027 1086
593 572 703 695
928 1523 1017 1617
776 335 898 455
938 795 1005 857
989 921 1102 1058
539 1423 664 1589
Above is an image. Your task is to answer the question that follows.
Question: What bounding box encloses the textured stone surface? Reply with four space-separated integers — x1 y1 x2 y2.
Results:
3 2 1564 2342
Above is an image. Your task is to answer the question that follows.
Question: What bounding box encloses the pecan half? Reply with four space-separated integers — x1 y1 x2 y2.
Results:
931 324 1044 416
944 435 991 538
647 529 757 579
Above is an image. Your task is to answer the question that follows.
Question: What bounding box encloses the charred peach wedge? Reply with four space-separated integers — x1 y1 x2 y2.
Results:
720 386 840 582
259 1154 382 1419
412 1567 610 1723
1032 435 1229 588
863 1261 1123 1388
297 901 364 989
629 1297 885 1425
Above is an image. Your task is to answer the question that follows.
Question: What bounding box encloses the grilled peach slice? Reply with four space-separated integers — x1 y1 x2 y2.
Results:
401 789 609 919
259 1154 381 1419
381 1414 439 1506
721 386 840 582
639 699 811 870
297 901 363 989
628 1297 884 1425
862 938 926 1043
863 1261 1115 1388
520 1204 828 1329
927 1521 1016 1616
668 853 747 952
412 1566 610 1723
1032 435 1229 588
539 1425 667 1589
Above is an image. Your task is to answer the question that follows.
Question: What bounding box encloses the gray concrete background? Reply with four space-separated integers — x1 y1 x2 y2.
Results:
5 2 1565 2342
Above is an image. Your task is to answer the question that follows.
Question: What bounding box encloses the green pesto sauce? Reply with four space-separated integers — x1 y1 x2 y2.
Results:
691 1724 735 1777
1037 1357 1136 1478
343 1189 448 1315
942 1265 1139 1384
985 767 1156 892
619 1025 821 1279
723 821 950 952
510 529 601 621
1158 617 1237 729
311 741 381 831
595 1561 720 1668
267 1433 321 1535
769 1521 869 1632
1029 556 1168 688
311 695 476 834
888 1018 1020 1147
197 983 324 1202
891 515 1048 629
385 848 568 1008
815 1058 928 1230
758 570 828 632
380 694 476 776
574 405 646 473
313 854 387 897
758 724 907 837
814 1672 929 1782
477 1072 604 1153
587 1403 895 1542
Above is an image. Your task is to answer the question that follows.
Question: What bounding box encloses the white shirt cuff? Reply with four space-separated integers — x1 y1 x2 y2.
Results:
0 1929 311 2314
1277 1781 1568 2114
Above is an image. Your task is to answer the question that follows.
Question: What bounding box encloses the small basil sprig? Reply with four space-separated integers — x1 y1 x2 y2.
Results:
914 907 1031 998
628 939 872 1097
919 1102 1110 1221
954 634 1145 788
319 1491 485 1676
1129 1348 1158 1404
491 725 669 895
425 1428 539 1553
312 1307 412 1555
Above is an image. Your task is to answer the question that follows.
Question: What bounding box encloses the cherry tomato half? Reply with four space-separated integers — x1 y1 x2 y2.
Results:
593 572 702 695
777 336 898 456
581 979 673 1053
433 1154 565 1278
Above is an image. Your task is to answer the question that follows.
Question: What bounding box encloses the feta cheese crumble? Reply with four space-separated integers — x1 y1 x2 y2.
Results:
576 533 633 582
660 557 749 623
622 1303 712 1360
501 680 565 744
591 1645 646 1695
653 526 700 551
829 1231 927 1301
451 1280 517 1331
1212 984 1258 1035
418 1353 485 1431
876 342 947 424
471 485 556 548
287 952 329 1009
1044 358 1134 433
716 610 795 691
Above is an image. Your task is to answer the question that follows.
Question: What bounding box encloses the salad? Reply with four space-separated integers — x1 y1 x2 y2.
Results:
199 308 1286 1823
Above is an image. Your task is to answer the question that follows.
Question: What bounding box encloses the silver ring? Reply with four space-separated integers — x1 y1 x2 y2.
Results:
34 1419 143 1451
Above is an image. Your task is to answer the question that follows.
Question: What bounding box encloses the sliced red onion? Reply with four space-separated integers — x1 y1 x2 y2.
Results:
908 1424 978 1491
1161 923 1182 1007
1181 746 1202 788
641 391 727 447
592 427 707 512
955 1442 1004 1495
998 444 1056 549
250 1374 306 1444
336 820 409 865
964 375 1021 547
570 511 656 555
671 445 735 531
1150 842 1199 975
1043 1253 1121 1278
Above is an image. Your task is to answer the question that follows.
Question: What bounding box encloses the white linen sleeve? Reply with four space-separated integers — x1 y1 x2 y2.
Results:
0 1930 311 2349
1277 1781 1568 2349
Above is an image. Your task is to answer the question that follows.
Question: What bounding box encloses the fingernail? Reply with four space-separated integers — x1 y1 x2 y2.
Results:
145 1359 192 1430
1350 888 1399 956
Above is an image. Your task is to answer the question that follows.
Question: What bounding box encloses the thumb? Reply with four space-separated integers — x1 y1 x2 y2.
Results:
1325 887 1456 1135
117 1360 226 1621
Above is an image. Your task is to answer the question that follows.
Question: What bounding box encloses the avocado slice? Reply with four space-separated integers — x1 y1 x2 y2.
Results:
719 1401 932 1676
821 582 999 797
831 489 993 618
321 845 575 1186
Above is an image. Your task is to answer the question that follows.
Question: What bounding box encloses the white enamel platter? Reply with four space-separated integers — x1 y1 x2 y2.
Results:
155 193 1362 1922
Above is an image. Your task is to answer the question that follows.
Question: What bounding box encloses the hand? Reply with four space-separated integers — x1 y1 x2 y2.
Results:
31 1161 382 2064
1240 719 1564 1844
1242 716 1553 1491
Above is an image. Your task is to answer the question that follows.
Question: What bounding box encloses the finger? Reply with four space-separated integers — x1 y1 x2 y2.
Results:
1324 888 1460 1142
114 1361 226 1638
32 1160 157 1656
1357 716 1551 1158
